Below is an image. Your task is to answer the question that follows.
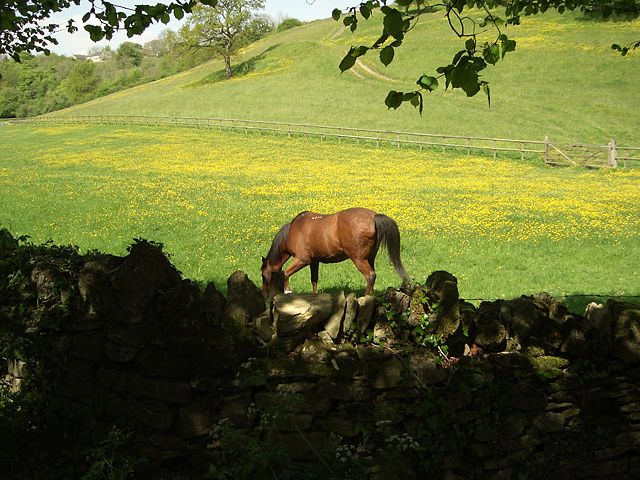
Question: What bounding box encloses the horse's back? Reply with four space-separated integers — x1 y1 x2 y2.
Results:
287 208 377 262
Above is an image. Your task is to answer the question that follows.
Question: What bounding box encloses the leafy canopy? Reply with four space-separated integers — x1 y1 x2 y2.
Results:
333 0 639 112
0 0 219 61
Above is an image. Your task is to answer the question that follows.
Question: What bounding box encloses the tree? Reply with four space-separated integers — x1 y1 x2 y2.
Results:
277 18 304 32
0 0 219 61
333 0 639 112
246 13 276 42
179 0 266 79
116 42 144 67
61 60 99 101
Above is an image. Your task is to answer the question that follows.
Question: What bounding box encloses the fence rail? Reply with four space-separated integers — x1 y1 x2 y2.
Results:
9 115 640 167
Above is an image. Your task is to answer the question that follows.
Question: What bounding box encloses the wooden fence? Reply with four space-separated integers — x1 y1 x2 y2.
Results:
9 115 640 167
543 137 640 168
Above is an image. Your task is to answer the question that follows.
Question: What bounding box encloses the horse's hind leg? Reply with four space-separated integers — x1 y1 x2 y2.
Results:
310 261 319 293
351 258 376 296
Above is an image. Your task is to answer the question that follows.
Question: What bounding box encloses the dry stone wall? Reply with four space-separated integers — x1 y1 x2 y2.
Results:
1 230 639 479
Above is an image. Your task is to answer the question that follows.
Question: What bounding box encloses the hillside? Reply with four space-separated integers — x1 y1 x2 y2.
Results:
53 10 640 144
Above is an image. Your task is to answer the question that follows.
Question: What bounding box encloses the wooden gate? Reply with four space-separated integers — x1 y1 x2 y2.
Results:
544 137 617 168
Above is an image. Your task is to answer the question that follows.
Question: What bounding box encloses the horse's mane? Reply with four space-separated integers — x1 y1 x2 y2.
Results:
267 222 291 265
267 212 308 265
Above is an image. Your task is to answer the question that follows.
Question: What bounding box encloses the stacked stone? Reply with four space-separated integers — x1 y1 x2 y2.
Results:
2 230 640 478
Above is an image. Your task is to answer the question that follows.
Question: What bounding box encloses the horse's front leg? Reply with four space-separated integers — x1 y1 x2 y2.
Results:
310 262 319 293
283 258 308 294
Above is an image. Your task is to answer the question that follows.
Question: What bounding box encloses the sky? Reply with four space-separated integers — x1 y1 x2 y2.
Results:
49 0 353 56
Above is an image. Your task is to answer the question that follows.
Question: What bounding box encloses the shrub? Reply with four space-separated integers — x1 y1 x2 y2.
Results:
277 18 303 32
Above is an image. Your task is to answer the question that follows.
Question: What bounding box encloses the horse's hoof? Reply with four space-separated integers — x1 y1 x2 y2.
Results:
284 289 293 294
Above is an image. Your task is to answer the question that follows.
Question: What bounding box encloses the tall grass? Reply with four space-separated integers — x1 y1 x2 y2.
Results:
1 123 638 302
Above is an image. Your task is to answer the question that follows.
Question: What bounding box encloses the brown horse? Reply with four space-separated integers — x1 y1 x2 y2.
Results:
261 207 410 296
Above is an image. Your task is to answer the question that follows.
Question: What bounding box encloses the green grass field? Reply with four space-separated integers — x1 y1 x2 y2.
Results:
1 123 638 304
55 10 640 146
3 10 639 306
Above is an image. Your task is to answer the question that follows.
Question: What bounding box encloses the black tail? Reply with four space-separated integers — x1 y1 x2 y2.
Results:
374 214 410 285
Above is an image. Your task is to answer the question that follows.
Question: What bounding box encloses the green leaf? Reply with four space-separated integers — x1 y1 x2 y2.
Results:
483 43 500 65
482 82 491 106
379 46 394 66
417 75 438 92
408 92 422 113
452 49 466 65
84 25 104 42
174 8 184 20
382 8 405 40
452 0 466 13
499 34 517 58
359 4 371 19
450 62 481 97
352 45 369 57
332 8 341 21
339 48 357 72
396 0 414 5
385 90 404 110
373 33 390 48
465 38 476 52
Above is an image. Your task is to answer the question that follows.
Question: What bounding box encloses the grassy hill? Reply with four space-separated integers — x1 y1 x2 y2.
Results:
55 10 640 145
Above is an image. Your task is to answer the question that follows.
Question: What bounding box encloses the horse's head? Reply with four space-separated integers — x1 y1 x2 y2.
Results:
261 256 284 297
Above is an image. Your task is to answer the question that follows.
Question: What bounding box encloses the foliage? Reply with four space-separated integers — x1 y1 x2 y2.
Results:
81 427 138 480
61 60 99 102
116 42 144 68
0 41 198 117
0 233 147 479
0 0 219 61
204 387 297 479
277 18 304 32
178 0 267 78
246 13 277 42
334 0 640 111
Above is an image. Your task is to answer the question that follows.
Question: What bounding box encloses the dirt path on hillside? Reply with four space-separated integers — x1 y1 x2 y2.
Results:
328 25 396 83
353 59 395 82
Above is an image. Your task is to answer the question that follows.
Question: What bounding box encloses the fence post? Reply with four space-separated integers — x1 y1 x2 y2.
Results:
608 139 617 168
544 136 550 165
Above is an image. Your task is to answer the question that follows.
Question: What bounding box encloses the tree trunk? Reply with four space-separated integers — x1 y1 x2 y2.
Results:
224 55 232 79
